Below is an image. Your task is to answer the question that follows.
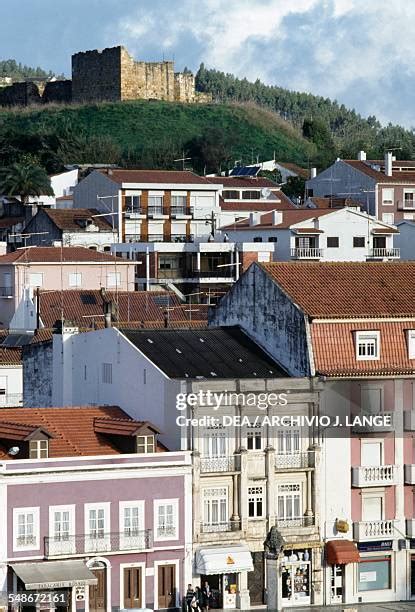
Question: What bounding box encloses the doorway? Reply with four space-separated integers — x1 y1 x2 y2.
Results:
248 552 265 604
330 564 344 604
89 565 106 612
124 567 142 609
158 564 176 609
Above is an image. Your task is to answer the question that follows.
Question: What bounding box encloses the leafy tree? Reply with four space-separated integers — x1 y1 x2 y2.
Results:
186 127 240 174
0 161 53 203
281 176 305 200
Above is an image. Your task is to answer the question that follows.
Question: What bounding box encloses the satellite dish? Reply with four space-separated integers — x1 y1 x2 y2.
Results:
8 446 20 456
261 188 271 198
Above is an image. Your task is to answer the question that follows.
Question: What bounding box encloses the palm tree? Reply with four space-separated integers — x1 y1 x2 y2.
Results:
0 161 54 204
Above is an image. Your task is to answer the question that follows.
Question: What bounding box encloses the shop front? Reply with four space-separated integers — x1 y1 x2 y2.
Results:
195 545 253 609
10 559 98 612
280 548 312 606
325 539 360 605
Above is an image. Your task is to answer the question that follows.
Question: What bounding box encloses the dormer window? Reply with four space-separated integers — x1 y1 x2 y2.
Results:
408 330 415 359
137 435 155 453
356 331 380 360
29 439 48 459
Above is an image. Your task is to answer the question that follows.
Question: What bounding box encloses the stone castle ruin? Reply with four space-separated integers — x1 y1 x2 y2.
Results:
0 46 211 107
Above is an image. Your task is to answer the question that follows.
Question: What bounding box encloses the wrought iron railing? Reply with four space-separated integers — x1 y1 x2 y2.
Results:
200 520 241 533
275 516 315 528
44 529 153 557
275 452 314 469
200 455 241 473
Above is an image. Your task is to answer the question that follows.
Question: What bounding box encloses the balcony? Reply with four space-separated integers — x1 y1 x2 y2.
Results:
147 234 164 242
171 234 194 243
200 455 241 473
290 247 323 259
353 520 397 541
275 452 315 470
171 207 188 216
275 516 315 529
404 411 415 431
367 248 400 259
187 269 234 279
351 411 394 433
44 529 153 558
200 520 241 534
148 206 165 217
0 286 13 297
0 393 23 407
406 519 415 538
405 464 415 484
352 464 398 487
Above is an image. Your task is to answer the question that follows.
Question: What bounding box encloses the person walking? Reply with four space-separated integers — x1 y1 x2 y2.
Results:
201 581 212 611
186 584 195 612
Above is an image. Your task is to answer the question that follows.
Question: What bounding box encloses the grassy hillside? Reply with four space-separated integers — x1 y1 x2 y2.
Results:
0 99 315 172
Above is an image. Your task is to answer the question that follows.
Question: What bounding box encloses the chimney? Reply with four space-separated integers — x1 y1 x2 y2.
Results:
52 320 79 406
249 212 260 226
271 210 283 225
358 150 366 161
310 167 317 179
385 151 393 177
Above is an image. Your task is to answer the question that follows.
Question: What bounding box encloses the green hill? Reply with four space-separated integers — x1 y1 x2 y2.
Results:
0 99 315 174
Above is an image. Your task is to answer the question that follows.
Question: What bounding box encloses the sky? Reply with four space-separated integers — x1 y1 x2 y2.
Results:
1 0 414 128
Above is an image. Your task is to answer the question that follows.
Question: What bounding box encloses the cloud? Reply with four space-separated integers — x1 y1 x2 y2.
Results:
1 0 414 127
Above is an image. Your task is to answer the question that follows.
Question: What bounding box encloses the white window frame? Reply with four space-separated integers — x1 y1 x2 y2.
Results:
29 272 43 288
277 429 300 454
361 490 385 521
408 330 415 359
361 439 384 466
360 385 383 415
247 425 262 450
277 483 302 522
69 272 82 288
248 486 264 518
356 331 380 360
154 499 179 541
381 213 394 225
136 435 155 453
119 501 145 549
106 272 121 288
202 487 228 529
48 505 75 554
382 188 394 206
29 439 49 459
203 426 227 457
403 189 415 209
84 502 111 552
13 507 40 551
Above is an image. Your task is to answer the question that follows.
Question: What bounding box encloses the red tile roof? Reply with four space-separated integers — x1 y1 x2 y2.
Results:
221 208 333 231
207 176 279 188
0 247 129 264
312 321 415 377
37 290 209 329
308 197 361 209
42 208 113 232
100 169 212 185
260 262 415 318
220 191 295 211
277 162 309 179
0 406 165 459
344 160 415 184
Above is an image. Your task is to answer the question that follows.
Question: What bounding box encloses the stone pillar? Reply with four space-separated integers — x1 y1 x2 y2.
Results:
196 252 201 272
192 451 201 541
265 446 276 532
266 555 281 611
236 571 250 609
239 449 248 531
305 470 313 524
231 473 240 526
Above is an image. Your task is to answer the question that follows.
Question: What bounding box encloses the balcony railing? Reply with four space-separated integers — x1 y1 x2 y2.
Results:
171 234 194 243
0 393 23 407
200 455 240 473
275 516 315 529
44 529 153 557
200 520 241 533
291 247 323 259
352 464 398 487
148 206 165 216
188 269 234 278
368 248 400 259
0 286 13 297
171 207 188 216
353 520 397 541
275 452 314 470
147 234 164 242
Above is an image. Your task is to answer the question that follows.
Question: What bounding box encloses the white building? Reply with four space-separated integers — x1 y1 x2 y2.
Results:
220 206 400 261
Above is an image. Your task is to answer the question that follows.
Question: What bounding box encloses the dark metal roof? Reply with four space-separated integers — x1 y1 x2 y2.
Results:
122 326 286 379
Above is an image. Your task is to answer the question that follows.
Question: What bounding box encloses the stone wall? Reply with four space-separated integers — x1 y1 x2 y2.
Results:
43 80 72 104
0 82 42 106
23 341 53 407
72 46 122 103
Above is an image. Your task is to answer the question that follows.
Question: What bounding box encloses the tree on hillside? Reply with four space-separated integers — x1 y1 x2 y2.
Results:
0 162 53 203
281 176 305 200
302 118 337 169
186 127 239 174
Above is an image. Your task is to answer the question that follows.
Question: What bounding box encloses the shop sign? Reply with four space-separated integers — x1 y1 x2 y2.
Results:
357 540 392 552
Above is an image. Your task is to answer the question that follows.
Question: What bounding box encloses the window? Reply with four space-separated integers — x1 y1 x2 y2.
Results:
171 195 187 214
327 237 339 248
361 441 382 466
277 429 300 454
360 387 382 414
356 331 380 360
89 507 105 538
277 484 302 524
353 236 365 248
203 426 227 456
29 273 43 288
50 505 75 542
382 213 394 224
159 256 179 271
222 190 240 200
382 188 394 206
408 330 415 359
13 507 39 550
404 190 415 209
29 439 48 459
148 194 164 214
125 195 141 213
253 237 263 243
268 237 278 243
136 435 155 453
248 486 264 518
85 503 110 552
242 190 261 200
107 272 121 288
120 501 145 542
154 499 178 540
102 363 113 384
203 488 228 528
358 556 391 591
69 272 82 288
247 426 262 450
